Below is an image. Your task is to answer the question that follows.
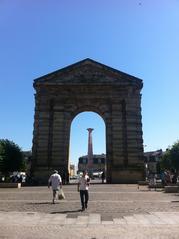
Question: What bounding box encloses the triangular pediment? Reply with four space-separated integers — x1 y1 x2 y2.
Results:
34 58 142 88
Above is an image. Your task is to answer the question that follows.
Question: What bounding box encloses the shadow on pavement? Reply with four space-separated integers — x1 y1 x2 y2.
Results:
51 209 82 214
27 202 53 205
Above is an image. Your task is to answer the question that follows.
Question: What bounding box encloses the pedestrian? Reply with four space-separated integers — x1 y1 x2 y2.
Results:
164 169 171 185
48 170 62 204
171 169 177 184
101 171 105 184
62 170 66 185
78 170 90 211
161 171 165 186
148 173 156 190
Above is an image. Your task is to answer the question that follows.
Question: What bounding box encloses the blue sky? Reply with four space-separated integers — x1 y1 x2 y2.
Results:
0 0 178 165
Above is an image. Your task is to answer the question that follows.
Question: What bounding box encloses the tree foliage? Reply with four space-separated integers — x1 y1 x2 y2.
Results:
0 139 24 174
160 140 179 171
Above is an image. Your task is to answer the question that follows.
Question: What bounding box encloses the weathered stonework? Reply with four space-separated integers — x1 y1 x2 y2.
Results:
31 58 144 183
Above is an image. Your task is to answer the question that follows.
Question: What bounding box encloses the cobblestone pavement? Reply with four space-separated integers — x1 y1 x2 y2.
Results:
1 184 179 238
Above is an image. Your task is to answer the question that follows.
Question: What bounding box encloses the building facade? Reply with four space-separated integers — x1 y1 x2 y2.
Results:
78 154 106 174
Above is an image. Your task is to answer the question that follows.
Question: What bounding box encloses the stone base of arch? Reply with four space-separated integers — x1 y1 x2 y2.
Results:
30 167 52 185
107 165 145 184
30 165 69 185
31 164 145 185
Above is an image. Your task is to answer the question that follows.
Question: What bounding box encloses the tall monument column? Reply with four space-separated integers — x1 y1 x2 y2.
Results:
87 128 94 171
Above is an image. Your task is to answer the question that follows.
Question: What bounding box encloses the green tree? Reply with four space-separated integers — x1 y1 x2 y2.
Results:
0 139 24 175
160 140 179 172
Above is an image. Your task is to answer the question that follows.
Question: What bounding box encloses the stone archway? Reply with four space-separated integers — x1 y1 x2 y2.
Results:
31 58 144 184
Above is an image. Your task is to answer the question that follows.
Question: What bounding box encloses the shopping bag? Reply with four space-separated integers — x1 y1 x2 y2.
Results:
58 188 65 200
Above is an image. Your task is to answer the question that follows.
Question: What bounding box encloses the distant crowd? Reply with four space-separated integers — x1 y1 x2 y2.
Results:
161 169 177 185
148 169 178 187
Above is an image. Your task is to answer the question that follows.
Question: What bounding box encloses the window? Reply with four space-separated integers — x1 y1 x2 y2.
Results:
79 158 87 164
83 158 87 164
93 158 98 164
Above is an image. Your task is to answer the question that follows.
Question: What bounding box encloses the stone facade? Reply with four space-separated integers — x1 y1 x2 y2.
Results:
78 154 106 173
31 58 144 183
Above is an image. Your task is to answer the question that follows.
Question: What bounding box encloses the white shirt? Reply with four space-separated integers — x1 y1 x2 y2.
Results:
48 173 62 190
78 175 90 190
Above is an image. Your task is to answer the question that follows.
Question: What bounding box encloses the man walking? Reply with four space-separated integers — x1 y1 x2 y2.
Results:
48 170 62 204
78 170 90 211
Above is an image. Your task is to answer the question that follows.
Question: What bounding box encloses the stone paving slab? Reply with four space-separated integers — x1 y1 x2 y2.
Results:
0 184 179 219
1 184 179 238
133 214 155 225
1 224 179 239
2 211 179 225
1 211 179 238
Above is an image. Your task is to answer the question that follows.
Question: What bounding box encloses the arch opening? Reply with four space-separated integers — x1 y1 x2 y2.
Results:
69 111 106 182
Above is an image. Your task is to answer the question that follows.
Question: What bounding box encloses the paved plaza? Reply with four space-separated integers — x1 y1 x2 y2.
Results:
1 183 179 238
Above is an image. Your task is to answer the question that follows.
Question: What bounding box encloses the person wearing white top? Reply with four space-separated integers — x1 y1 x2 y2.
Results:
78 170 90 211
48 170 62 204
